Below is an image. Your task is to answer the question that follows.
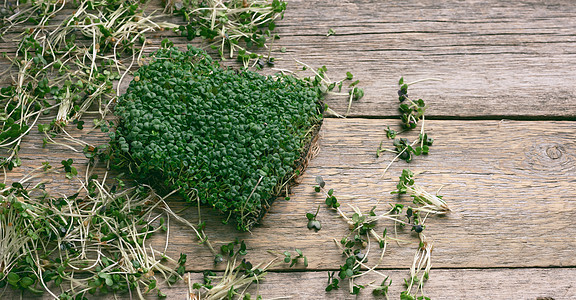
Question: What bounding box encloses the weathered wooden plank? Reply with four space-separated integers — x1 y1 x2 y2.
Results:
7 119 576 272
3 268 573 299
185 268 576 300
268 0 576 118
1 0 576 118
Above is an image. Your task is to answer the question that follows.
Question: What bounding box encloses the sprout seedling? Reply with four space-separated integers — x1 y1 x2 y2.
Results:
315 170 450 296
283 249 308 268
379 77 440 176
392 169 450 214
171 0 287 67
193 240 278 300
306 205 322 231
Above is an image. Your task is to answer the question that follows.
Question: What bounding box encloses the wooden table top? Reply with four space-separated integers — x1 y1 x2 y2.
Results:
2 0 575 299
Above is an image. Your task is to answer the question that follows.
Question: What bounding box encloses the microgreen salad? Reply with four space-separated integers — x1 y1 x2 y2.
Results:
109 46 324 230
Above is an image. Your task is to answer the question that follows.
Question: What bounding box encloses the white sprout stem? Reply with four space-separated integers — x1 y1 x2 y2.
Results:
406 184 450 212
293 59 332 86
240 175 264 220
325 107 345 118
380 138 419 178
33 249 60 300
407 241 433 296
117 39 146 97
160 198 217 255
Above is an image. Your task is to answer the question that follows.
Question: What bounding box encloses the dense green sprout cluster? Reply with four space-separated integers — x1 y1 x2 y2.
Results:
110 46 323 230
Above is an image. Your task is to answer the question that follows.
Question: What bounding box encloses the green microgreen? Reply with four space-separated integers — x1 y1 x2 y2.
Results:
372 276 392 297
293 60 363 117
171 0 287 68
314 176 344 210
379 77 440 176
282 249 308 267
351 284 365 295
325 271 340 291
306 205 322 231
109 46 324 231
385 126 398 139
60 158 77 179
346 87 365 115
392 169 450 214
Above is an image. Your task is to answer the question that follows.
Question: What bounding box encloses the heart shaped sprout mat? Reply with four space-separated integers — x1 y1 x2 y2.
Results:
110 46 323 230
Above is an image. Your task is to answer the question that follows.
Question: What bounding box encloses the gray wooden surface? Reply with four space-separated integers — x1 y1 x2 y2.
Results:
2 0 576 299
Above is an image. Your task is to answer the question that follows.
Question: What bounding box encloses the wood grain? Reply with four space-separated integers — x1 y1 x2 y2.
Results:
9 119 576 272
2 0 575 298
186 268 576 300
4 268 574 299
1 0 576 118
162 118 576 271
268 0 576 118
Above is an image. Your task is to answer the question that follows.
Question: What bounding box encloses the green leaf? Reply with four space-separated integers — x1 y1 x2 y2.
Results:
315 176 325 188
20 277 34 288
413 146 422 156
308 220 321 231
147 279 157 292
345 268 354 278
422 145 429 154
401 291 416 300
132 260 141 269
7 273 20 284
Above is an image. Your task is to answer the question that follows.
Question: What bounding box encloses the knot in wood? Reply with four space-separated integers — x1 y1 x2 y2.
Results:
545 145 562 160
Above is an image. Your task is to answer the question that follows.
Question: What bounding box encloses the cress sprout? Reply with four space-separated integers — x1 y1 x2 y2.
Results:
109 46 324 231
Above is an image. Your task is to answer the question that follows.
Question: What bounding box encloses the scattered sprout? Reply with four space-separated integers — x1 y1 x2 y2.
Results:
283 249 308 267
393 169 450 214
306 205 322 231
172 0 287 67
379 77 439 176
0 165 188 298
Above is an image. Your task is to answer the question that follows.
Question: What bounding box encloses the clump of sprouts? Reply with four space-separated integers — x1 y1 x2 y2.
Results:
392 169 450 214
0 163 201 298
